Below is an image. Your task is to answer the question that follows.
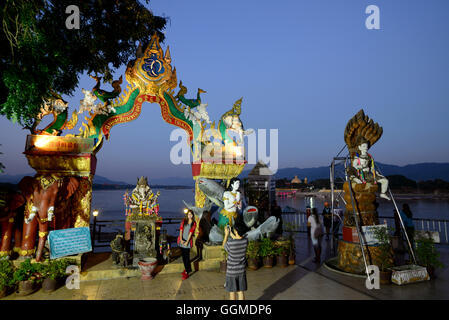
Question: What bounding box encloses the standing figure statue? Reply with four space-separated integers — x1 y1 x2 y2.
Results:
350 137 390 200
218 178 242 228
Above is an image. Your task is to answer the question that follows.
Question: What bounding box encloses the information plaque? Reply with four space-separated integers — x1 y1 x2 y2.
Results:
48 227 92 259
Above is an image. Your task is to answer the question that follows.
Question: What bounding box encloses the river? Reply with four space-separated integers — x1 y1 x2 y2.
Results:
91 189 449 222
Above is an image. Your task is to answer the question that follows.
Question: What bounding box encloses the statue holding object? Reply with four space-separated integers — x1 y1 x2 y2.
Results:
349 136 390 200
337 109 393 274
219 178 242 228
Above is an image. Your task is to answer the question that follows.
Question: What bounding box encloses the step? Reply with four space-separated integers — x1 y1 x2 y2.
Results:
79 252 222 282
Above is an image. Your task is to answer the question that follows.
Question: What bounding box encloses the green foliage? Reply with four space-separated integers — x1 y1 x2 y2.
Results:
275 240 290 256
0 0 167 130
0 260 15 289
41 259 72 280
373 226 394 271
12 259 44 283
415 238 444 269
246 240 261 259
259 238 277 258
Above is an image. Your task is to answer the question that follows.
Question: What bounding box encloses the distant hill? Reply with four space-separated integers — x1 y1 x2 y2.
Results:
1 162 448 186
239 162 449 182
0 173 195 188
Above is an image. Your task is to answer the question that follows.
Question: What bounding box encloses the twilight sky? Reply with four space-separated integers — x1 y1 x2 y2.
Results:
1 0 449 184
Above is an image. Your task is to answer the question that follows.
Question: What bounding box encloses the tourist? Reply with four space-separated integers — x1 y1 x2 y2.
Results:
306 206 312 235
400 203 415 248
308 208 323 263
222 219 249 300
178 209 197 280
270 201 283 236
332 207 344 239
322 202 332 240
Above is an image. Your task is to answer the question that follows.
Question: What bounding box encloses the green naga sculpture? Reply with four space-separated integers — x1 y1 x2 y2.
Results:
31 32 250 211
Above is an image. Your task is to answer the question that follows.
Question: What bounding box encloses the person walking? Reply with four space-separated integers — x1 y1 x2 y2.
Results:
308 208 323 263
400 203 415 248
306 206 312 236
222 221 249 300
322 202 332 240
178 209 196 280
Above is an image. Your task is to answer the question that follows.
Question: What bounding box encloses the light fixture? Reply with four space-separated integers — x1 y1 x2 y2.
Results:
93 210 99 217
184 208 188 214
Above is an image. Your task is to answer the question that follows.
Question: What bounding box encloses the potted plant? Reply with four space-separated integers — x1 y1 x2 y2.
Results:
284 222 297 265
246 240 261 270
220 248 228 273
415 237 444 278
373 226 394 284
0 260 15 298
288 234 296 265
12 259 43 296
259 238 276 268
275 240 290 268
41 259 71 293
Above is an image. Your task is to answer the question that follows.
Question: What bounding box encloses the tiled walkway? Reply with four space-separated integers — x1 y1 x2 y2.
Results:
2 233 448 300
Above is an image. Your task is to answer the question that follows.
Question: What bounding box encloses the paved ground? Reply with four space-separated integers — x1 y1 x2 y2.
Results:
2 233 448 300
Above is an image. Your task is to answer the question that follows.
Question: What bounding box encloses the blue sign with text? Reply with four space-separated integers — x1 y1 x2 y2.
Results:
48 227 92 259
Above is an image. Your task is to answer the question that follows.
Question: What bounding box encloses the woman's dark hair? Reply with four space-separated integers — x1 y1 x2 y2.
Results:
227 178 240 191
183 209 195 224
311 207 319 224
402 203 413 219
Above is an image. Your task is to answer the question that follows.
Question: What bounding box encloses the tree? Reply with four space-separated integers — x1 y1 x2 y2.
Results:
0 0 167 132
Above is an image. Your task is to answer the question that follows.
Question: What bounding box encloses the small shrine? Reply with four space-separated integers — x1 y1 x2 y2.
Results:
123 176 162 266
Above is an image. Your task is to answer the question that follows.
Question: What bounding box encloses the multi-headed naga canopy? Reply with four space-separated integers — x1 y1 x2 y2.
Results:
344 109 383 157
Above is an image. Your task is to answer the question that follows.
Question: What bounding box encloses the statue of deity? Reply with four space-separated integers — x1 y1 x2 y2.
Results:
349 137 390 200
218 178 242 228
128 176 160 213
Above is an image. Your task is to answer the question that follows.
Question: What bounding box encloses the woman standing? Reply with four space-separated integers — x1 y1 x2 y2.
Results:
307 208 323 263
322 202 332 240
178 209 196 280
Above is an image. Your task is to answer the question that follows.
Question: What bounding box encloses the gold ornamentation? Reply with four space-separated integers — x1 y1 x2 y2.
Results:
3 235 8 240
344 109 383 157
25 154 93 177
0 250 11 257
221 97 242 119
195 180 206 208
8 217 14 223
196 162 246 180
62 110 79 130
220 208 238 225
20 248 36 256
37 174 62 190
39 231 48 238
73 176 92 228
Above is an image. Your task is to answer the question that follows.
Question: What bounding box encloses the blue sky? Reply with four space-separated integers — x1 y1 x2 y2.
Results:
1 0 448 184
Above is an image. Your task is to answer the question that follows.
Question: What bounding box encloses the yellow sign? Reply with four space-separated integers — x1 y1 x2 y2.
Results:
25 135 94 154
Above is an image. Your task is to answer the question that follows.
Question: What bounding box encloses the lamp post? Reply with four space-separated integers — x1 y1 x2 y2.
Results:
92 209 99 253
